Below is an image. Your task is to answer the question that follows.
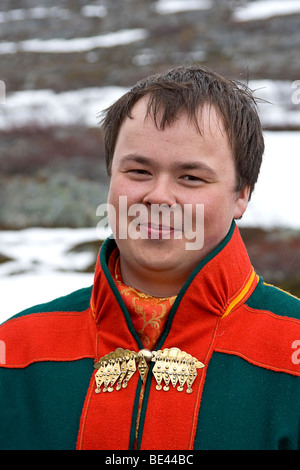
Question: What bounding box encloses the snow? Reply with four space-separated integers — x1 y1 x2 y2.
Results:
0 80 299 130
253 80 300 129
0 86 128 129
153 0 300 19
0 227 106 276
0 5 107 22
0 28 148 54
0 227 110 322
0 272 94 321
0 7 71 23
233 0 300 22
81 5 107 18
238 131 300 229
153 0 212 14
2 1 299 23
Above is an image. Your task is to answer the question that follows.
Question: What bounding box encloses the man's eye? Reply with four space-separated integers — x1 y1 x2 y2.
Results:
127 169 151 176
185 175 199 180
182 175 202 182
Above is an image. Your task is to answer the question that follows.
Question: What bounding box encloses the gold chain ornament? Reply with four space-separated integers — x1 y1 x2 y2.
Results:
94 347 204 394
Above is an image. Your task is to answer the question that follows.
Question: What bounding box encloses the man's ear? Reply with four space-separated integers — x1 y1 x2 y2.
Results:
234 185 251 220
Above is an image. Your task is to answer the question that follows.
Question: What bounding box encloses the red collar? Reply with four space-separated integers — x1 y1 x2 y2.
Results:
91 222 258 339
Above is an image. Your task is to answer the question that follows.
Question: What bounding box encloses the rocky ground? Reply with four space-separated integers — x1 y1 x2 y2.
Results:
240 227 300 297
0 0 299 296
0 125 108 228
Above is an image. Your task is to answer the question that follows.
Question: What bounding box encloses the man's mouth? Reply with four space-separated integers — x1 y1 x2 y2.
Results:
139 222 178 239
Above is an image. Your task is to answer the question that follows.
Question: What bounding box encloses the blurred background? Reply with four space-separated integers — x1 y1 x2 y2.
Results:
0 0 300 320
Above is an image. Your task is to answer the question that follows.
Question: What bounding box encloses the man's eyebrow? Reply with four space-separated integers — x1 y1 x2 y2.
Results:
118 155 217 176
119 154 158 166
174 161 217 176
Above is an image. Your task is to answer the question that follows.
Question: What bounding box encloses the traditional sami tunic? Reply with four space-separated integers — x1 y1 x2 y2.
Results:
1 222 300 450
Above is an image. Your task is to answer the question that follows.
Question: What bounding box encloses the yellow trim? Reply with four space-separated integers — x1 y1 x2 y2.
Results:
263 281 300 301
222 270 258 318
90 297 96 319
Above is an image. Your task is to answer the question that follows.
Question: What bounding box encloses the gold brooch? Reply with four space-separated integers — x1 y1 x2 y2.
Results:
94 347 204 394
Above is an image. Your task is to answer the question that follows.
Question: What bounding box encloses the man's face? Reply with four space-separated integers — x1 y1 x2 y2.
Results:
107 97 249 295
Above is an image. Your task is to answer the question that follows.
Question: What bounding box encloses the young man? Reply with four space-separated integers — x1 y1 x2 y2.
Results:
1 66 300 450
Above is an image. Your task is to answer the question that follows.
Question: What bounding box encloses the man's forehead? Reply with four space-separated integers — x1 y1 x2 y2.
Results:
128 96 226 136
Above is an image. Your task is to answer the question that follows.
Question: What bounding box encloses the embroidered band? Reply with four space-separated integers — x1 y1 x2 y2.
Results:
94 347 205 394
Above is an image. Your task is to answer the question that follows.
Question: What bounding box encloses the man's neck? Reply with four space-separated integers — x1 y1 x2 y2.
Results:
119 256 183 298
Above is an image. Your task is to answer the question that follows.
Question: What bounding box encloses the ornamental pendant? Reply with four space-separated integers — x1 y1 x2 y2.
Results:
94 347 204 394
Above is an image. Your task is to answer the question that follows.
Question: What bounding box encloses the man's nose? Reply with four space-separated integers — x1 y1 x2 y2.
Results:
142 176 176 207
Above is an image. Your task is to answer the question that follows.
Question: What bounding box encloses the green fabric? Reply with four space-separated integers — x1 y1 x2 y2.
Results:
1 286 93 325
194 352 300 450
246 277 300 320
0 286 95 449
193 280 300 450
0 359 94 450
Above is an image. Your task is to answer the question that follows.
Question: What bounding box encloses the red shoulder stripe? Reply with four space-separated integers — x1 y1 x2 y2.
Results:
0 309 97 368
215 304 300 376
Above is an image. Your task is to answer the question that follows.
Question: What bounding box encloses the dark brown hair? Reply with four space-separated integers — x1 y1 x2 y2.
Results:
100 65 265 198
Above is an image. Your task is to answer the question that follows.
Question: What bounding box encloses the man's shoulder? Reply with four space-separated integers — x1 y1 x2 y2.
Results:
247 277 300 320
1 285 93 327
0 285 95 367
219 278 300 377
